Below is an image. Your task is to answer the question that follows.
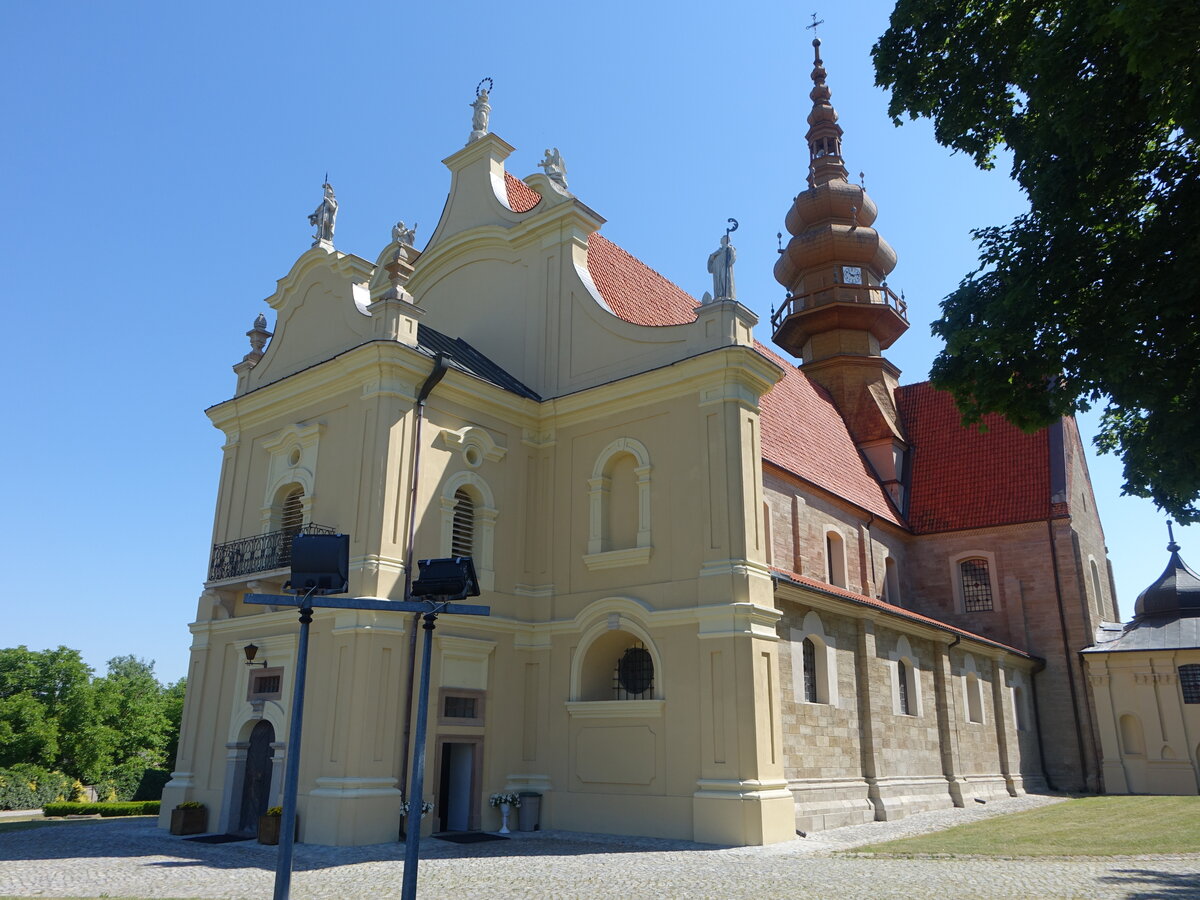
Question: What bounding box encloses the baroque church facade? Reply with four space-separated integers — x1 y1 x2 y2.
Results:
160 43 1120 846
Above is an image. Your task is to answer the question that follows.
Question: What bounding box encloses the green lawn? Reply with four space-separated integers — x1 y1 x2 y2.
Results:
851 796 1200 857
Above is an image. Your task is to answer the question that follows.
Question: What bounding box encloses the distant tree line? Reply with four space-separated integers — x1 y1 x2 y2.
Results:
0 646 185 809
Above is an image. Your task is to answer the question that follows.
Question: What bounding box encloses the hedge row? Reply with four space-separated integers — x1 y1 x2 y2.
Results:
43 801 160 817
0 766 81 810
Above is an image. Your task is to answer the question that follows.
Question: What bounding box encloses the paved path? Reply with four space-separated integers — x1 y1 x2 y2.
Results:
1 796 1197 899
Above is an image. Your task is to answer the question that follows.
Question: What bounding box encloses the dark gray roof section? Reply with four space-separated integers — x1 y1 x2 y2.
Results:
1133 542 1200 619
1084 616 1200 653
417 324 541 401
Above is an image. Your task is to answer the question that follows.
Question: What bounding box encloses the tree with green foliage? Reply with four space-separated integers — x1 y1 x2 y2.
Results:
873 0 1200 522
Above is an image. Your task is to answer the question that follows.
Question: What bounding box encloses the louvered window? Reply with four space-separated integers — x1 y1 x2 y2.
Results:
960 558 994 612
281 489 304 536
451 488 474 558
802 638 818 703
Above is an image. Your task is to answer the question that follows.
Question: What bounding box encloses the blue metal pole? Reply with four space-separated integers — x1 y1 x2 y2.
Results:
401 609 437 900
273 604 313 900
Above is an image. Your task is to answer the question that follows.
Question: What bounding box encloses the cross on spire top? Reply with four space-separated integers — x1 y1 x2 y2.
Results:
806 12 824 37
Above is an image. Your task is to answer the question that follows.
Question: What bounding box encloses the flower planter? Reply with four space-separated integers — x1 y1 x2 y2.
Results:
257 814 298 845
169 807 207 836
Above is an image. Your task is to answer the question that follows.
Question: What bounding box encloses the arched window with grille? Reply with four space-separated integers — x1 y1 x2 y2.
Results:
281 488 304 537
898 658 912 715
451 488 475 558
801 638 818 703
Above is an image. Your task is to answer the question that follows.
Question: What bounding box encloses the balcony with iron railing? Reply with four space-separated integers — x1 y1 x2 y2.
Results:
771 283 909 354
208 523 338 582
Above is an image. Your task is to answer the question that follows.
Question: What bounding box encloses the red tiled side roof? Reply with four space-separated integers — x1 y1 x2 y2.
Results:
770 566 1033 657
585 234 699 326
503 173 542 213
897 381 1050 533
757 342 902 525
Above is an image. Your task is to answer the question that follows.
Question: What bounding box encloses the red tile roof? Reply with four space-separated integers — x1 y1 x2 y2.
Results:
504 173 542 213
585 234 699 326
757 342 903 525
770 565 1034 657
896 381 1050 533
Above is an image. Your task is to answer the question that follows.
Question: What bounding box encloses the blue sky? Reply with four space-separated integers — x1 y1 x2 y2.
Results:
1 1 1187 684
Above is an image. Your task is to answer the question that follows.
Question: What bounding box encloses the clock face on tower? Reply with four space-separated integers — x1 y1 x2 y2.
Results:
842 266 863 285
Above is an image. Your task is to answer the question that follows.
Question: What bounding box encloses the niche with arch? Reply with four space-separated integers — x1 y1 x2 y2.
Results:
825 530 847 588
584 438 653 571
1119 713 1146 756
567 612 665 718
961 653 985 724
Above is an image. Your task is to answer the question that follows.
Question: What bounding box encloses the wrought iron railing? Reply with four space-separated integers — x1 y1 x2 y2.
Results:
770 283 908 332
208 523 338 582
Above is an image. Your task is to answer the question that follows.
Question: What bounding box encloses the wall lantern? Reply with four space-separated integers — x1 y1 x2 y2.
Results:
243 643 268 668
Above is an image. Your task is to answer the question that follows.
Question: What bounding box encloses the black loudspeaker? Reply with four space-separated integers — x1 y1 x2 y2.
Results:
289 534 349 595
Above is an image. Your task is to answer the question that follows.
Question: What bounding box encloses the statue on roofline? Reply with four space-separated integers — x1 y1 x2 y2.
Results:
392 220 418 247
309 180 338 246
468 78 493 144
706 228 738 302
538 147 568 191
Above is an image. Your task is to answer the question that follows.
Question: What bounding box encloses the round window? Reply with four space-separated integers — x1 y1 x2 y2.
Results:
463 445 482 468
617 647 654 696
288 448 301 466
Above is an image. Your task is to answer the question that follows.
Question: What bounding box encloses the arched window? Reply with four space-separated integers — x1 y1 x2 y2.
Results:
891 635 921 716
801 638 818 703
959 558 994 612
276 486 305 567
825 531 846 588
791 612 837 706
574 623 662 703
1090 559 1105 610
451 488 474 558
440 473 497 590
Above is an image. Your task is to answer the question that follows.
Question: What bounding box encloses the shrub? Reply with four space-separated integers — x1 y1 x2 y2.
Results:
0 765 74 810
176 800 204 809
43 801 159 817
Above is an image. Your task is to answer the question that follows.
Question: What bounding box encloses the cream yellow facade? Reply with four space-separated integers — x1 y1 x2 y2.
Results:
161 70 1105 845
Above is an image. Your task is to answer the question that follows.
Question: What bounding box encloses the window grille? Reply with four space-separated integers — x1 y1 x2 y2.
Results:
960 558 994 612
612 643 653 699
1181 665 1200 704
898 660 911 715
802 637 817 703
451 488 474 558
444 696 478 718
247 668 283 701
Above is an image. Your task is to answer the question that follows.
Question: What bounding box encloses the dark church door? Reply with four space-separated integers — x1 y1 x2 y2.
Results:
238 720 275 834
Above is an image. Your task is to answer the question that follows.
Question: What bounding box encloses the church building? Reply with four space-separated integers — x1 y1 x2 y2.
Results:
160 41 1119 846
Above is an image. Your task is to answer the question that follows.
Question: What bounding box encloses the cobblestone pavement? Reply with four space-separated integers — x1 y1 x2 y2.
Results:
1 796 1198 899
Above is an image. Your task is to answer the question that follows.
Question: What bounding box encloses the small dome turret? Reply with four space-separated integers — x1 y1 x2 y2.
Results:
1134 526 1200 619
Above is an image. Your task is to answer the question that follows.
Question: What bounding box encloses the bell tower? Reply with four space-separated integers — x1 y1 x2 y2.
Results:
771 38 910 507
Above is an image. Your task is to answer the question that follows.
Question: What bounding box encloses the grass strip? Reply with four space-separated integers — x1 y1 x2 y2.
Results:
850 796 1200 857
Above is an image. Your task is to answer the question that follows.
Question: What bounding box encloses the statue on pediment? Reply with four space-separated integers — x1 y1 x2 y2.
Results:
309 181 338 246
539 147 568 191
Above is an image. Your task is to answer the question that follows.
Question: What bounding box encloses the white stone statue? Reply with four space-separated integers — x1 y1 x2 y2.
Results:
706 233 737 301
468 88 491 143
309 181 338 246
392 220 418 246
538 147 568 190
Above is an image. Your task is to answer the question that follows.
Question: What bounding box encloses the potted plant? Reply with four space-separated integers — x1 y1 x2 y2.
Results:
169 801 207 835
488 792 521 834
257 806 299 845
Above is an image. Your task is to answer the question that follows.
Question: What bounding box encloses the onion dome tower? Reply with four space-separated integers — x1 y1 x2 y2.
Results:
771 38 910 506
1134 526 1200 620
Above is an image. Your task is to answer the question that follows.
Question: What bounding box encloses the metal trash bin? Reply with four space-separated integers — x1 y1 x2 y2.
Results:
517 792 541 831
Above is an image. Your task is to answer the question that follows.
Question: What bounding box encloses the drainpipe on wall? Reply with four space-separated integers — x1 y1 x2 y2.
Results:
397 353 448 827
1028 657 1057 791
